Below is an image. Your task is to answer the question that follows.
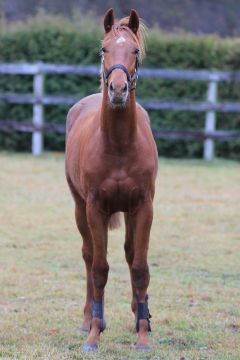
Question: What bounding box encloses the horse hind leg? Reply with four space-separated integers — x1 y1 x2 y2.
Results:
75 200 93 332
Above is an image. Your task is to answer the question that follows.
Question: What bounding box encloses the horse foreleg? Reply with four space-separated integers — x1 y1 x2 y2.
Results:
131 200 153 351
75 201 93 332
82 202 109 352
124 213 137 315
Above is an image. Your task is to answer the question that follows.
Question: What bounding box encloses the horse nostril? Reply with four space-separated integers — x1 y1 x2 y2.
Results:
109 82 114 92
122 83 128 93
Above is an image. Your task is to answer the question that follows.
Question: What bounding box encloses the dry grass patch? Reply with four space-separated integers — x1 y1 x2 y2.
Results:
0 153 240 359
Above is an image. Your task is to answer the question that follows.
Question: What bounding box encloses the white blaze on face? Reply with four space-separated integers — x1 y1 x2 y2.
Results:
116 36 126 44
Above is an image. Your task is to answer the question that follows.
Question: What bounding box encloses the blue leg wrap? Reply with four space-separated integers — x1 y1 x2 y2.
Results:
135 294 152 332
92 296 106 332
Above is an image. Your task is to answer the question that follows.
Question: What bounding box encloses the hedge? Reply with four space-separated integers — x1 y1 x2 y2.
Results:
0 13 240 158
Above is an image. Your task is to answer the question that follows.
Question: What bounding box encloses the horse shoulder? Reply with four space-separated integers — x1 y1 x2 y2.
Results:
136 102 158 178
66 93 102 136
136 102 155 143
136 102 150 125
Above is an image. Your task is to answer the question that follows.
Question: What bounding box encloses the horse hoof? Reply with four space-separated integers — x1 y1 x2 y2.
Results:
78 326 90 333
100 318 107 332
82 343 98 352
135 344 151 352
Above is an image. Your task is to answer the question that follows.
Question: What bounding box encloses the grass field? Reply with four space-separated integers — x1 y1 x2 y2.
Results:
0 152 240 360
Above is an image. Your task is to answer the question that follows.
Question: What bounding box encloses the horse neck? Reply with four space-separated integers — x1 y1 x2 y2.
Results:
100 88 137 152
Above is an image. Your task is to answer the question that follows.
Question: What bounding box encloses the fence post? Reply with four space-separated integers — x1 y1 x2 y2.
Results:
32 64 44 155
203 75 218 161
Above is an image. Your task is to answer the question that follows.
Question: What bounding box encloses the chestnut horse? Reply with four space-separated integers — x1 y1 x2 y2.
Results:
65 8 158 352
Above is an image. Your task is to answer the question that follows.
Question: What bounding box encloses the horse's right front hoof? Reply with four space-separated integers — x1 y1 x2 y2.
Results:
79 326 89 333
100 318 106 332
82 343 98 352
135 344 151 352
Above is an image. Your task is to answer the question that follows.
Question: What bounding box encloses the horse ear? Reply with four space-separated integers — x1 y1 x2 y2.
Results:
128 9 139 34
104 8 114 33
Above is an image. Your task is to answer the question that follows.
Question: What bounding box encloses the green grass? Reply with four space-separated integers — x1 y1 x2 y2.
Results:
0 152 240 360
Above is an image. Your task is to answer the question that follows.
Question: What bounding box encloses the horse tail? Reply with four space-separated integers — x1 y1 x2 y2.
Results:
108 212 121 230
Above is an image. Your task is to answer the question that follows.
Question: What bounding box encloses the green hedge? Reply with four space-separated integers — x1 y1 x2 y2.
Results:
0 14 240 158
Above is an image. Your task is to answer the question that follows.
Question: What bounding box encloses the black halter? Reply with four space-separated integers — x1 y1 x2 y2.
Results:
102 51 139 91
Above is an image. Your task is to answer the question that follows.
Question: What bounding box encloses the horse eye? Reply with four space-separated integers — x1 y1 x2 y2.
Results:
101 47 106 53
134 48 139 55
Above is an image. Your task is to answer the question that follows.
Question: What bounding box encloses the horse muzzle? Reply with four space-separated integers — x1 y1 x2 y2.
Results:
108 80 129 107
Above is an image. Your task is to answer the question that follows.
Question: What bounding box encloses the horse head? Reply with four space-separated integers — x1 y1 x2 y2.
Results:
101 8 143 108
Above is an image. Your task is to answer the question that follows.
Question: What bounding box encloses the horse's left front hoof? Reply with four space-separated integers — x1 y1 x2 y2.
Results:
135 344 151 352
78 326 90 333
82 343 98 352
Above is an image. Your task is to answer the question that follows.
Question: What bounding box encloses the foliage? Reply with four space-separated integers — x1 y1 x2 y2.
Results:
0 13 240 158
1 0 240 37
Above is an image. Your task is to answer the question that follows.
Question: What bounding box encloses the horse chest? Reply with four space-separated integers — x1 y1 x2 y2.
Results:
96 176 144 214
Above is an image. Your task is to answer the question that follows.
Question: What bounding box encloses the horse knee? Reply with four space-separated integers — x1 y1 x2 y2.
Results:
77 221 89 239
92 262 109 289
131 263 150 289
82 246 93 265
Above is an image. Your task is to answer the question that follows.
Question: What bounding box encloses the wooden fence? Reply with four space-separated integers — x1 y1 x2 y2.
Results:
1 62 240 160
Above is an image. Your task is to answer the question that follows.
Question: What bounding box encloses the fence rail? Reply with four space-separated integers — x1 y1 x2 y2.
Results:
2 93 240 112
2 62 240 81
1 120 239 141
0 62 240 159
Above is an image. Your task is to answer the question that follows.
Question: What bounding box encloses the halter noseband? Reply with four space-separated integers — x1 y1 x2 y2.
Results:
102 51 139 91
